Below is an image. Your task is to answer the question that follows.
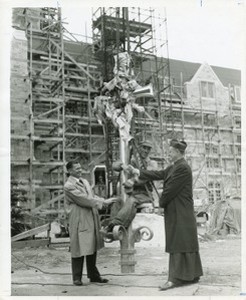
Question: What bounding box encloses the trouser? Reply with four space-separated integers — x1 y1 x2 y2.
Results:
109 197 137 229
108 193 152 229
71 252 101 281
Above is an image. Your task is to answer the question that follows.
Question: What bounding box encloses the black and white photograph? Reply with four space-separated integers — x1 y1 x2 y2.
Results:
0 0 245 298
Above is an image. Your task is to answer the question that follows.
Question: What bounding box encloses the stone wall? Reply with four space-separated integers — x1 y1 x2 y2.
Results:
11 29 30 179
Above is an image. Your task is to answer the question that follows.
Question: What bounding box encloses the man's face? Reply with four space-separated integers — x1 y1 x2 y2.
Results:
70 163 83 178
139 145 151 159
168 146 180 163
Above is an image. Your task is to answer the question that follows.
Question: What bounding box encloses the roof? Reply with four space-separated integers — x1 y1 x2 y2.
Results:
210 65 241 86
63 40 241 87
168 58 241 86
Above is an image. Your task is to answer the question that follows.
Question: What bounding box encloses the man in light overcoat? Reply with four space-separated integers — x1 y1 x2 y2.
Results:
64 161 116 286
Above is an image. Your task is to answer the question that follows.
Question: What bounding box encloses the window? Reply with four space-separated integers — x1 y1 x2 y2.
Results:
206 158 220 169
201 81 215 98
235 146 241 155
206 158 212 168
234 117 241 129
230 145 234 154
212 146 218 154
214 158 219 168
205 144 210 154
235 86 241 102
236 135 241 143
208 181 221 203
208 190 214 203
236 159 241 172
204 114 215 126
230 85 241 103
222 159 227 171
205 144 218 155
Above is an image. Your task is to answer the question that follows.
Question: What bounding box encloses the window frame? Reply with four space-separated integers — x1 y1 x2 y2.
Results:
234 86 241 103
200 81 215 99
208 181 221 203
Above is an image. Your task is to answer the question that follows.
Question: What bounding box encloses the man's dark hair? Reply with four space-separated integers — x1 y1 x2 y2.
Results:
66 161 76 171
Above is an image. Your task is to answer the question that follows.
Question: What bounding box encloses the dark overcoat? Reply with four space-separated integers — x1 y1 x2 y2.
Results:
139 158 199 253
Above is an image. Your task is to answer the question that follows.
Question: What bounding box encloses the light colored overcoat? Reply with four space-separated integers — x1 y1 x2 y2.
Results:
64 176 104 258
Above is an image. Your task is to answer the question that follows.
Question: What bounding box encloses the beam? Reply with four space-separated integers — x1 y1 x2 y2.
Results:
12 239 50 249
31 193 64 213
50 39 97 81
11 223 51 242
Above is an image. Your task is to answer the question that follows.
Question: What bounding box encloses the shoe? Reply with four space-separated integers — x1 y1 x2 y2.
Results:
73 280 83 286
192 277 200 283
159 281 181 291
90 277 109 283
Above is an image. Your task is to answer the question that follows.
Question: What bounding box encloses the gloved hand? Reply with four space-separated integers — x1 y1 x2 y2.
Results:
123 165 140 177
112 160 123 172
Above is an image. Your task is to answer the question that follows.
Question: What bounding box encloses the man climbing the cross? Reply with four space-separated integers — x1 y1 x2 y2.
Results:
102 139 159 233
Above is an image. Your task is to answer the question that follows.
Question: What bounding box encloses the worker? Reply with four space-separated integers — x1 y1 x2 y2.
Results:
102 139 158 232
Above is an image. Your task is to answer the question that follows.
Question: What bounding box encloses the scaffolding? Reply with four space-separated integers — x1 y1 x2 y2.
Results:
11 7 241 220
11 7 104 218
92 7 173 194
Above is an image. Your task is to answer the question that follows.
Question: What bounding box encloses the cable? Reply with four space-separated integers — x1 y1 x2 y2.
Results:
11 281 240 289
12 252 167 276
12 253 70 275
12 253 240 279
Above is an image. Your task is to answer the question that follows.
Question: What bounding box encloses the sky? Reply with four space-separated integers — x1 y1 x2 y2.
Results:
60 1 245 70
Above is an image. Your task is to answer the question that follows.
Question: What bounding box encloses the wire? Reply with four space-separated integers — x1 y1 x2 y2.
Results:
12 253 240 279
12 253 70 275
12 252 167 276
11 281 240 289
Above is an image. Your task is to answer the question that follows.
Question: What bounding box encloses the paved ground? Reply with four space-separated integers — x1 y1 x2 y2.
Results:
11 234 241 296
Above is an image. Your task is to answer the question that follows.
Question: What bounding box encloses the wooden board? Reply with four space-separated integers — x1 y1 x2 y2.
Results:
12 238 50 249
11 223 50 242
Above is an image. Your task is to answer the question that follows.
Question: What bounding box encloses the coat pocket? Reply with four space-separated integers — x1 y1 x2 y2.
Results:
78 211 94 232
78 221 89 232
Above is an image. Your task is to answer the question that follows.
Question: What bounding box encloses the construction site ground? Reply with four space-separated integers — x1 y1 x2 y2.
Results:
11 234 241 296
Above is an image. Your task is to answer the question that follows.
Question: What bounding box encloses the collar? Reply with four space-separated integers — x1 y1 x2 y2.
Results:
173 157 185 165
68 176 80 184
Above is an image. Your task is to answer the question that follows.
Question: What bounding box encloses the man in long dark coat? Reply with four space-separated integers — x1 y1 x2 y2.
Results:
129 139 203 290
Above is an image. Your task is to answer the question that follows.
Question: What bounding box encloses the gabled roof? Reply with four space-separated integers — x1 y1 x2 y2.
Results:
168 58 241 87
211 65 241 86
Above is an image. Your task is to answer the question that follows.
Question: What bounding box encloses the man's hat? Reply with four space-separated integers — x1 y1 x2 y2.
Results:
139 139 152 149
169 139 187 152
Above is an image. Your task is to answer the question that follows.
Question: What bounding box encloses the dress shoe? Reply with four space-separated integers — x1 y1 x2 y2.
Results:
159 281 181 291
73 280 83 286
90 277 109 283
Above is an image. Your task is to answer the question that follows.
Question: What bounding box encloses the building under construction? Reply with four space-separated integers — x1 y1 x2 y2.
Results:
11 7 241 223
